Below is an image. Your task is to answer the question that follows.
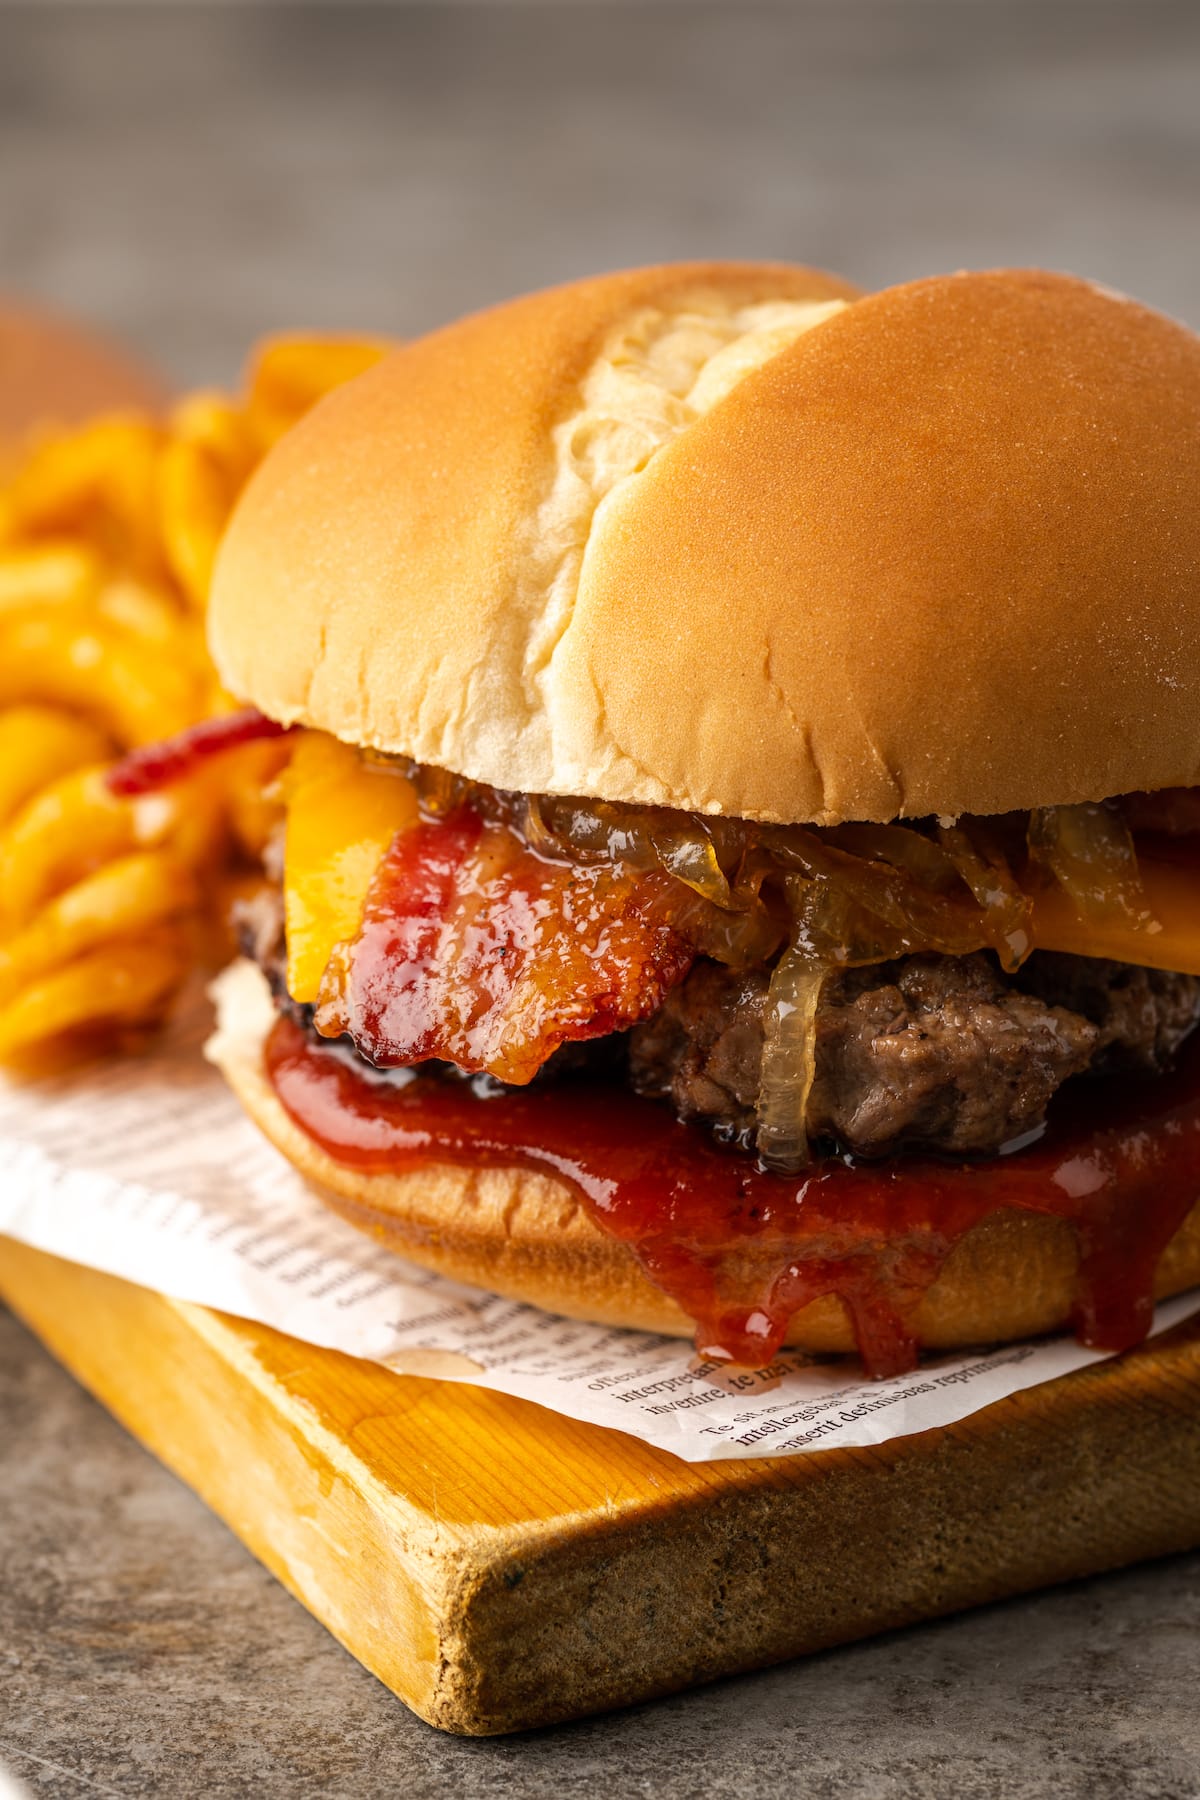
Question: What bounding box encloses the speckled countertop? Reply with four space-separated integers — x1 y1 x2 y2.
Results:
3 5 1200 1794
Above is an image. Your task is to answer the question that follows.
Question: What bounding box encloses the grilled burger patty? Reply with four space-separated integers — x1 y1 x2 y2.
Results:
628 952 1200 1158
235 884 1200 1162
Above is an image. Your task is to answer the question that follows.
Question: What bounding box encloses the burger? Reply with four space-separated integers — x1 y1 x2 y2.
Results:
0 299 166 445
198 261 1200 1378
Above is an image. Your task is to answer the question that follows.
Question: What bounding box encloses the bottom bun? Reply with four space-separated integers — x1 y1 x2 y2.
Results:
207 960 1200 1358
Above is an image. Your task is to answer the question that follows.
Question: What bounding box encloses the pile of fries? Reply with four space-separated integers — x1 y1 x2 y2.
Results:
0 336 386 1065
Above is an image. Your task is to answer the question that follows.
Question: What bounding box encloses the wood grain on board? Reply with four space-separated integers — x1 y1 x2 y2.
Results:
3 1239 1199 1735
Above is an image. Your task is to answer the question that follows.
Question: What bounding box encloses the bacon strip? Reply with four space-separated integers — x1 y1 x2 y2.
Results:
106 708 293 797
314 810 695 1084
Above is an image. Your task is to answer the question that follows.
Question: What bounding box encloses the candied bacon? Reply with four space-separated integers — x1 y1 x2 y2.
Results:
313 809 696 1084
106 708 292 796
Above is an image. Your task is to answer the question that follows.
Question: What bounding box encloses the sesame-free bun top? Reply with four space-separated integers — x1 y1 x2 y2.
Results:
210 262 1200 826
0 300 167 445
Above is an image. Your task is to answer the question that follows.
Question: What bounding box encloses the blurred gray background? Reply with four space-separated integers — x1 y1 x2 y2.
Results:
3 5 1200 1797
3 1 1199 386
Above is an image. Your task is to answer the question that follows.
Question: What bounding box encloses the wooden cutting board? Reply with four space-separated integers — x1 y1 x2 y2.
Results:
3 1237 1200 1735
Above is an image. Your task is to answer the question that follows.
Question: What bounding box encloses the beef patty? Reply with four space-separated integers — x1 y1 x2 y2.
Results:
235 884 1200 1161
628 953 1200 1158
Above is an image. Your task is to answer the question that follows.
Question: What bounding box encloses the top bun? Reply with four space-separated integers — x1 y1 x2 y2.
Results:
0 301 167 445
210 262 1200 826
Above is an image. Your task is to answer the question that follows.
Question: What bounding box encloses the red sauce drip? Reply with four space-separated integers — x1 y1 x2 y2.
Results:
316 811 694 1086
265 1014 1200 1377
106 708 292 796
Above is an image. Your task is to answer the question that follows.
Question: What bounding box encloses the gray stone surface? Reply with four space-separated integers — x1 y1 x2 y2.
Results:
3 3 1200 1794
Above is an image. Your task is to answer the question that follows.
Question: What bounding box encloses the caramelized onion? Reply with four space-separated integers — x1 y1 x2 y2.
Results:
376 754 477 820
368 756 1042 981
760 825 989 960
828 821 961 894
536 797 652 864
526 795 744 909
646 819 736 909
666 880 785 969
348 754 1180 1115
937 819 1032 972
754 935 826 1171
514 794 786 959
519 794 564 861
786 877 914 969
1027 803 1158 934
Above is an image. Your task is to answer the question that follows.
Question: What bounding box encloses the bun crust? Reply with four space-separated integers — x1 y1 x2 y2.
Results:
0 301 167 443
211 263 1200 826
208 962 1200 1357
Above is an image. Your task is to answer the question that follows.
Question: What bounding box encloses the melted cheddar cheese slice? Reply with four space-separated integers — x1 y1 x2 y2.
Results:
281 731 1200 1006
1031 846 1200 974
283 732 416 1003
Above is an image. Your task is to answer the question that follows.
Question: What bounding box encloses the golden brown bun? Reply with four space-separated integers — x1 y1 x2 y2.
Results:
0 300 167 444
211 263 1200 826
208 962 1200 1356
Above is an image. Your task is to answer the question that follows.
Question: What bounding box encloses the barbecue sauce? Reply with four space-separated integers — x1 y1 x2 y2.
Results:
265 1014 1200 1377
313 808 695 1084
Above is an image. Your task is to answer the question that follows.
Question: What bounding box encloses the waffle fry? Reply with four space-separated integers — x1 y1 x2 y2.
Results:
0 332 390 1062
